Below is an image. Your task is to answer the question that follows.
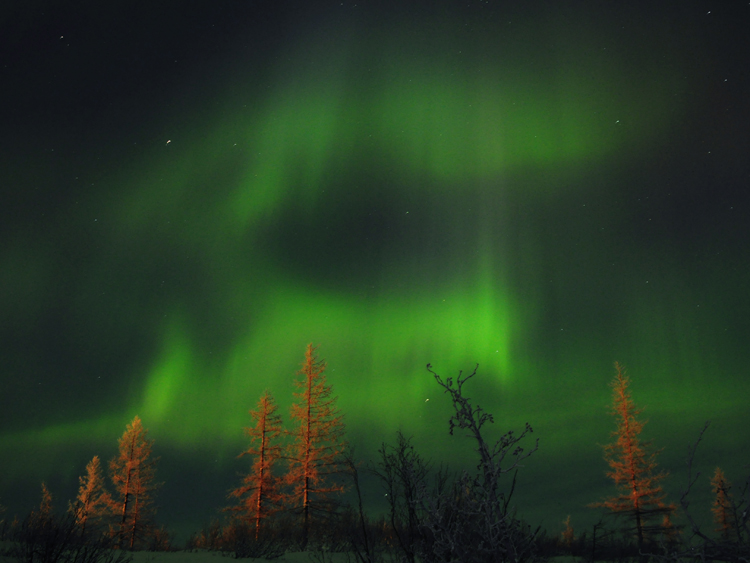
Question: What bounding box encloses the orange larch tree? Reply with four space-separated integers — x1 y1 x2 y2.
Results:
26 483 54 534
70 455 112 535
285 344 347 549
109 416 161 549
711 467 736 542
560 515 575 551
34 482 54 523
228 390 284 539
592 362 674 552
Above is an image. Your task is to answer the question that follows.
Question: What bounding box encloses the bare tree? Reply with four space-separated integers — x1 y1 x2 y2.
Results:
373 431 431 563
341 448 376 563
9 484 129 563
420 363 540 563
9 510 131 563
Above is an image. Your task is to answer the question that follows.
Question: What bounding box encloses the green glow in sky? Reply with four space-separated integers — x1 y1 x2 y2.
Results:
1 2 747 541
89 18 697 449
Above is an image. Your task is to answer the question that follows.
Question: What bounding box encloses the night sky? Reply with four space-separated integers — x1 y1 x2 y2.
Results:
1 0 749 544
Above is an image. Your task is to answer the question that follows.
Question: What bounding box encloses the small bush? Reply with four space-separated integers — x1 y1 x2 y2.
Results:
8 510 131 563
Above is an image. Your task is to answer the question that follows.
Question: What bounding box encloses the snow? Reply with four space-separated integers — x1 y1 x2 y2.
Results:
0 543 352 563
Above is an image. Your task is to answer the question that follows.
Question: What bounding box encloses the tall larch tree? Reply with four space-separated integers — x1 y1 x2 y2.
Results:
71 455 111 535
228 390 284 539
286 344 347 550
109 416 161 549
592 362 673 552
711 467 736 542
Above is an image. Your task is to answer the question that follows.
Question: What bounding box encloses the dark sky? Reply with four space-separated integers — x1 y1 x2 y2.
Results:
1 0 749 544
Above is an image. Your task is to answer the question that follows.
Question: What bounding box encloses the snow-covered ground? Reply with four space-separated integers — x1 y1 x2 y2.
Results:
0 542 352 563
0 542 583 563
144 550 362 563
128 549 346 563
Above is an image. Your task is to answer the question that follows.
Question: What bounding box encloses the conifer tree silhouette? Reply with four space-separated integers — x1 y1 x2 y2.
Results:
560 515 575 550
109 416 160 549
228 390 284 539
285 344 347 550
711 467 736 541
70 455 111 535
591 362 674 553
36 482 53 522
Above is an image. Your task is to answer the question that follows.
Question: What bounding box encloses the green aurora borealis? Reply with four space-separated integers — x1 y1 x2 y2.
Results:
1 0 749 540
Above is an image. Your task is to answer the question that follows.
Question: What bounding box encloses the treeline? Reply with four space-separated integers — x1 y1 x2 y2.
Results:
188 353 542 561
190 343 349 557
549 363 750 562
1 348 749 562
0 415 166 563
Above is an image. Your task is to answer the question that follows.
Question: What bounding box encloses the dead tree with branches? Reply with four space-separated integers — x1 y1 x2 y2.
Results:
418 363 540 563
